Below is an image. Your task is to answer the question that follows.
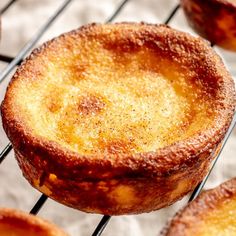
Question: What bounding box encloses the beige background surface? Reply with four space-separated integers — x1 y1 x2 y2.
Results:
0 0 235 235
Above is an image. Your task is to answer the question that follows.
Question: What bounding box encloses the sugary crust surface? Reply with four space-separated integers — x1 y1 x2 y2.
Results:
0 208 68 236
181 0 236 51
163 178 236 236
1 23 235 214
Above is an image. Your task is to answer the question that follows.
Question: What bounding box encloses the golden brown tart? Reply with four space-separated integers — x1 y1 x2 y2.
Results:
163 178 236 236
1 23 235 215
181 0 236 51
0 208 68 236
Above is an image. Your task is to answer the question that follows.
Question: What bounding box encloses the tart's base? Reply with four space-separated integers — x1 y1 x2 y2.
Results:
15 148 214 215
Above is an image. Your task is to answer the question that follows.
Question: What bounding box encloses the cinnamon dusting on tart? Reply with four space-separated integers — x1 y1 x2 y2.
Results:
78 94 106 115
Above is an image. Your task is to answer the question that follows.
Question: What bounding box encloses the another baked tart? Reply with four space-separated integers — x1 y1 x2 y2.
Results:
1 23 235 215
0 208 68 236
163 178 236 235
181 0 236 51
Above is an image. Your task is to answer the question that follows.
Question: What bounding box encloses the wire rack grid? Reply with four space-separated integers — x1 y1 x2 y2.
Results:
0 0 235 235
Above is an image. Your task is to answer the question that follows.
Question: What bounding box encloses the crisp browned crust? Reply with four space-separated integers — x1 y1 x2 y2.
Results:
0 208 68 235
1 23 235 215
163 178 236 236
181 0 236 51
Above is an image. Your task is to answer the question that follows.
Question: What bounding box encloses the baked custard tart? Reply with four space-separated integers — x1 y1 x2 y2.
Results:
163 178 236 236
181 0 236 51
1 23 235 215
0 208 68 236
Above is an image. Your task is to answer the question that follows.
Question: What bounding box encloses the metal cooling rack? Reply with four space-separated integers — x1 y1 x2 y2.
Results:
0 0 235 235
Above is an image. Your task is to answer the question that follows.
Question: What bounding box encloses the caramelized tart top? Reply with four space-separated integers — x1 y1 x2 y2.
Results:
164 178 236 236
1 23 235 177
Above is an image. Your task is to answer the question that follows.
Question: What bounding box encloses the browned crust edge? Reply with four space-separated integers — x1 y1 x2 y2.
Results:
162 177 236 236
1 22 235 181
0 208 68 235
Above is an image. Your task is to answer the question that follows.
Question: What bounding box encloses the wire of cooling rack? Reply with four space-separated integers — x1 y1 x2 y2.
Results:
0 0 18 15
0 142 12 164
0 54 19 64
106 0 130 23
30 194 48 215
0 1 235 236
0 0 73 84
164 4 180 24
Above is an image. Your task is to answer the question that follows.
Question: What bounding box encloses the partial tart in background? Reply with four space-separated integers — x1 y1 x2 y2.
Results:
1 23 235 215
0 208 68 236
163 178 236 235
181 0 236 51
